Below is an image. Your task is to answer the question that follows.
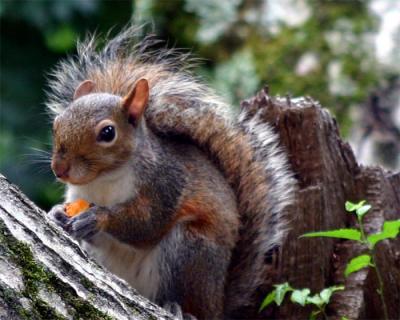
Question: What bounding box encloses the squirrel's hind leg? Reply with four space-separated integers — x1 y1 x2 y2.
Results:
156 225 229 320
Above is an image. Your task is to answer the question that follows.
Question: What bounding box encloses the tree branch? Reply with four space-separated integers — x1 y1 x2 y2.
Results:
0 174 173 319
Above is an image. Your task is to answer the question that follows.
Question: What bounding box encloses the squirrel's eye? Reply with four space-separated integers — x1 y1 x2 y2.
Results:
98 125 115 142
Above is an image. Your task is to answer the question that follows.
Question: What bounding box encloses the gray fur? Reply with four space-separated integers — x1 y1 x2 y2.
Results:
157 225 229 319
46 25 296 313
229 109 297 310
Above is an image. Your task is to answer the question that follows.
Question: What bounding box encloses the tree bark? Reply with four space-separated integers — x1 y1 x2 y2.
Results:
0 175 173 319
0 88 399 319
241 89 400 320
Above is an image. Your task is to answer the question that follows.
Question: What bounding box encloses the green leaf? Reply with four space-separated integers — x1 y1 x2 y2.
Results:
259 290 276 311
367 220 400 248
306 294 324 307
355 204 371 218
341 317 350 320
345 200 366 212
259 282 295 311
290 288 310 306
345 254 371 277
274 282 293 306
301 229 361 241
319 285 345 304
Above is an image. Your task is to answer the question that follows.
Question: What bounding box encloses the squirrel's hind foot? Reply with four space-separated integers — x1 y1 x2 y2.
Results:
163 302 197 320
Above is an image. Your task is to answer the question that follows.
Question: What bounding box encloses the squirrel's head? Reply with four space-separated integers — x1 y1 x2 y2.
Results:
51 78 149 185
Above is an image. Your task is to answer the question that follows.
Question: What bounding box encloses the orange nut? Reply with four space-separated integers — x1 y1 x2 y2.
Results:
64 199 90 217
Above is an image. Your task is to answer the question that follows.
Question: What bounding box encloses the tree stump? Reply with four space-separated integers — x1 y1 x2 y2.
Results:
241 89 400 320
0 88 399 319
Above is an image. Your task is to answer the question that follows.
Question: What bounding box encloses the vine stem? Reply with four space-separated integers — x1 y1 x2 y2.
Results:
358 216 367 242
370 251 389 320
321 306 328 320
358 217 389 320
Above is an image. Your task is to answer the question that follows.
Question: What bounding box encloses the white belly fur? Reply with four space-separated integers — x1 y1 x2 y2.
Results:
65 165 161 300
65 164 137 206
82 233 161 301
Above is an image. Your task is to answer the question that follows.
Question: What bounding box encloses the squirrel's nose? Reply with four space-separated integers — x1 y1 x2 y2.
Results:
52 162 70 179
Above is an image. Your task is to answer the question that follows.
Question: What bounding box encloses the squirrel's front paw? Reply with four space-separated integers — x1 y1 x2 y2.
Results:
48 204 69 228
66 206 107 241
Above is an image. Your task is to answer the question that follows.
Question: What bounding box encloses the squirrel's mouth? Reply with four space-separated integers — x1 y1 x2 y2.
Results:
61 173 98 186
53 167 98 186
52 157 101 185
52 157 126 186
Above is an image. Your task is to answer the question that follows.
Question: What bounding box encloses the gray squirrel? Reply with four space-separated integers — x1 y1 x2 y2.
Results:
46 25 296 319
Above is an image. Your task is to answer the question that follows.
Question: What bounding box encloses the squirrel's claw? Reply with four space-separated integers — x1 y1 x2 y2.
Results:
48 204 69 228
66 207 99 241
163 302 197 320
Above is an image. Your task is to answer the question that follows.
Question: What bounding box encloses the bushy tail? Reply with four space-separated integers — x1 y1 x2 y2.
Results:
147 99 296 314
46 25 296 312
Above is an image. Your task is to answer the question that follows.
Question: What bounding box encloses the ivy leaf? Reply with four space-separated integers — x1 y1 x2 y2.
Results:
259 290 276 311
306 294 324 307
367 220 400 248
345 200 366 212
274 282 293 306
345 254 371 277
355 204 371 219
319 285 345 304
301 229 361 241
290 288 310 306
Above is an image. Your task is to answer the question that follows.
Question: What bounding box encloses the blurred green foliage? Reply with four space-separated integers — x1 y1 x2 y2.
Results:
1 0 133 209
0 0 385 210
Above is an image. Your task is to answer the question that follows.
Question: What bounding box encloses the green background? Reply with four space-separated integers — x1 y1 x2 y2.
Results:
0 0 392 210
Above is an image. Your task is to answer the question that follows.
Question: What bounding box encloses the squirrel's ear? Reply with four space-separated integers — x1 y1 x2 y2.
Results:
122 79 149 125
73 80 96 100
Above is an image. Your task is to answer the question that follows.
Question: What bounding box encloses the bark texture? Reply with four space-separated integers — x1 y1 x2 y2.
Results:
0 175 173 319
241 88 400 320
0 88 399 319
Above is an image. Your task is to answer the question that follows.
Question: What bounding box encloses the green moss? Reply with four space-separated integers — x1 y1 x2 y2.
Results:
46 272 113 320
80 277 95 291
0 280 66 320
0 286 30 320
0 223 48 298
0 222 113 319
69 295 113 320
31 299 66 320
